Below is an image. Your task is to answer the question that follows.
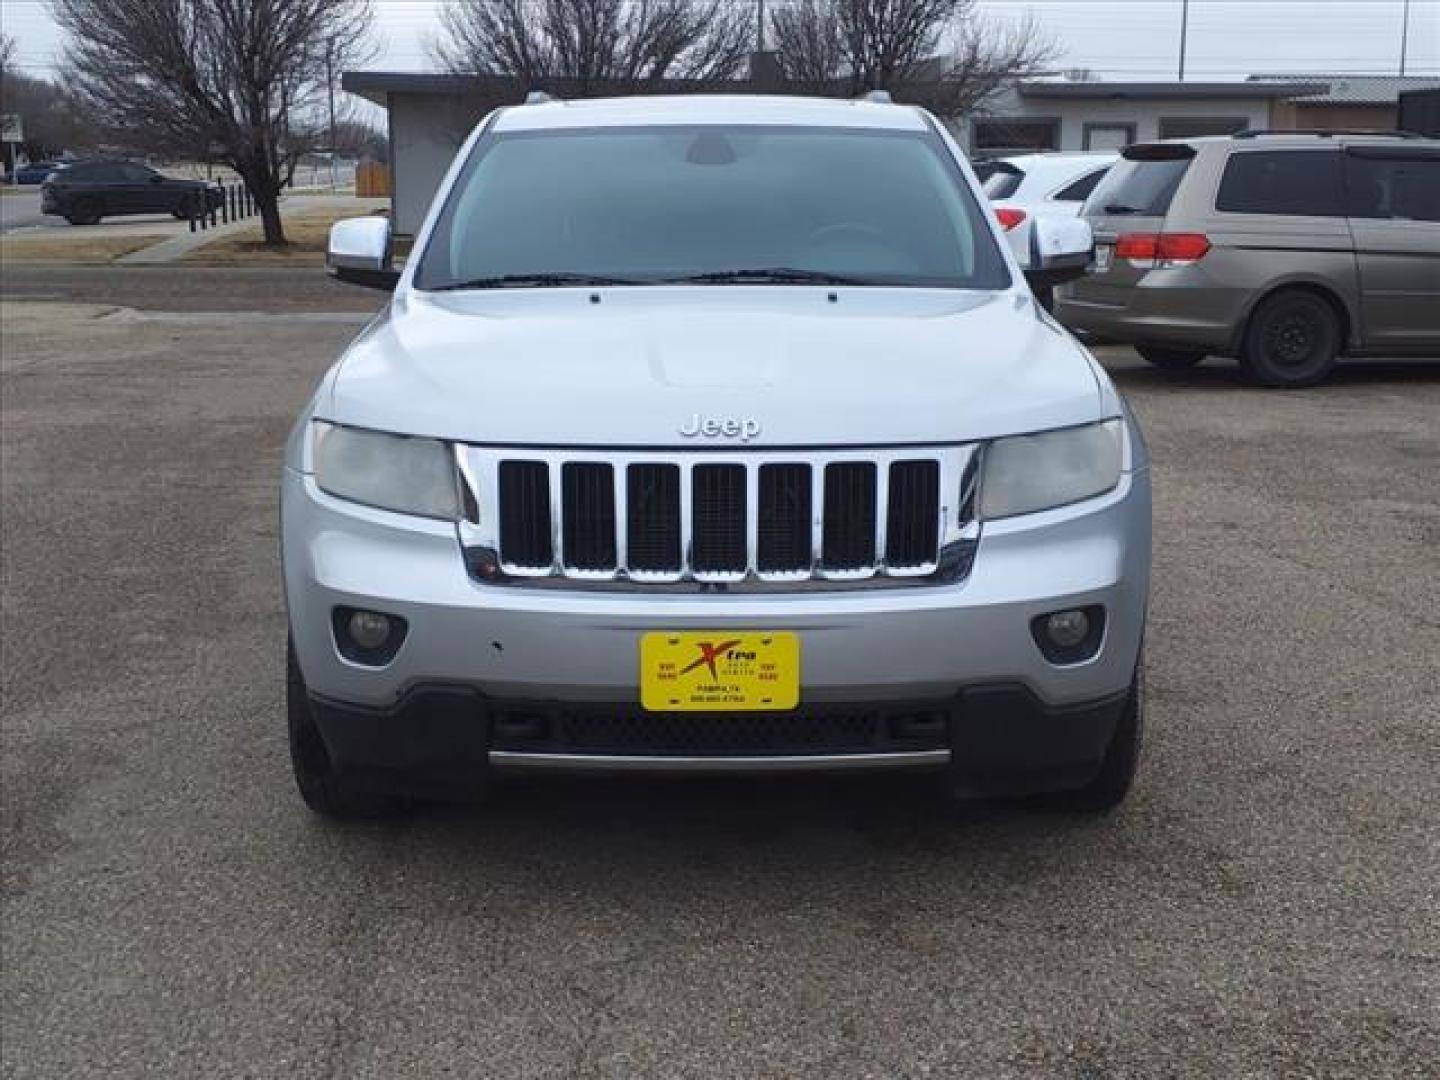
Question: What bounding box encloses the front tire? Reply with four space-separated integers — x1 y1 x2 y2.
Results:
65 197 102 226
1038 665 1144 813
1138 345 1205 370
287 640 406 820
1240 290 1341 388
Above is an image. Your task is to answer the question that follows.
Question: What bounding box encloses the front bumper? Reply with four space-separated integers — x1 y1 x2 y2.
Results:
309 682 1130 797
282 461 1150 780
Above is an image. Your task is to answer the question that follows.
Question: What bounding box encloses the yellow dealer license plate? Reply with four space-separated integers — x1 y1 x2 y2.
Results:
640 632 800 712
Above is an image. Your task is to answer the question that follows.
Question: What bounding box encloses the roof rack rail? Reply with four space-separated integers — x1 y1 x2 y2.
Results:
1233 128 1420 139
523 90 558 105
857 89 892 104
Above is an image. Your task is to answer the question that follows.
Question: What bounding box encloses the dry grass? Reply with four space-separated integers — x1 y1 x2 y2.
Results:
186 208 393 265
0 234 170 263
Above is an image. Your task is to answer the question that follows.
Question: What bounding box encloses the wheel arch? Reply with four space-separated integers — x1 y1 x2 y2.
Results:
1231 278 1356 356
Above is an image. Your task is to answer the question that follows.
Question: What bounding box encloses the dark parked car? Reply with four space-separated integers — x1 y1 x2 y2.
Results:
11 160 62 185
40 160 223 225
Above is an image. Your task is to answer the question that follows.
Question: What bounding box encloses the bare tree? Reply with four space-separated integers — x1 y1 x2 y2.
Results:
432 0 751 93
51 0 375 245
1 66 98 161
0 31 16 80
771 0 1054 116
766 0 845 93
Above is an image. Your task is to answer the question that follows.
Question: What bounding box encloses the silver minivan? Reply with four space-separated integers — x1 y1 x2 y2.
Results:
1056 132 1440 386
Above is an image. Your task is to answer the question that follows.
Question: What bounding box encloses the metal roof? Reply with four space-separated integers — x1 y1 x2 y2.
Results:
342 72 488 106
1248 75 1440 105
1017 80 1327 100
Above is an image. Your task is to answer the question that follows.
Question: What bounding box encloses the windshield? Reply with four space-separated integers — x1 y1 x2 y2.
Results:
415 124 1010 290
1083 154 1193 217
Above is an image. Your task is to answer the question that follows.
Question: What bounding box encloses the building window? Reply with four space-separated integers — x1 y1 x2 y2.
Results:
1158 116 1249 139
1083 123 1136 151
971 119 1059 154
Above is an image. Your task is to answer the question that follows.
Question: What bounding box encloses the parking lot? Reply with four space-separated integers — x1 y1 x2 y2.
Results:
2 268 1437 1077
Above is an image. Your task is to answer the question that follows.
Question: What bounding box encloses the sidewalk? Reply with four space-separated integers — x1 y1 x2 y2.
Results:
116 194 383 265
115 216 255 265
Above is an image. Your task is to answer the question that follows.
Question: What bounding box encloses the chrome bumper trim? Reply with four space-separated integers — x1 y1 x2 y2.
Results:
488 749 952 773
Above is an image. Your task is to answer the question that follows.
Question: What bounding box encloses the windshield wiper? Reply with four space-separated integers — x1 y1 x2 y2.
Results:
1102 203 1149 215
429 272 639 291
665 267 875 286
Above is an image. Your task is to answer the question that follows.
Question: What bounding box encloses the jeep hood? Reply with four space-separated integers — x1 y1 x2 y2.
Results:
324 288 1104 447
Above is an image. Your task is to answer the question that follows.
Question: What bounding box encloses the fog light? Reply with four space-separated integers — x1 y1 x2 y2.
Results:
347 610 393 650
1045 609 1090 649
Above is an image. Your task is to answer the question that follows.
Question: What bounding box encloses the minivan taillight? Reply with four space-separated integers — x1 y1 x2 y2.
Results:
995 207 1027 231
1114 232 1210 268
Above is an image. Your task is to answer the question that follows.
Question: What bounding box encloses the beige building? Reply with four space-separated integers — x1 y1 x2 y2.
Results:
1252 75 1440 132
961 80 1325 155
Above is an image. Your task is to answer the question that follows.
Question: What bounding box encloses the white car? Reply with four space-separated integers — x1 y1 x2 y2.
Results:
286 94 1151 819
984 152 1118 268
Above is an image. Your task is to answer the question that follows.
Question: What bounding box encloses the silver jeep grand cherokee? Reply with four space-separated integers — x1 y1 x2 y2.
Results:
282 94 1152 818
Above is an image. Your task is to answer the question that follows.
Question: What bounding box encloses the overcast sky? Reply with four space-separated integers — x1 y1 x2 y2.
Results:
3 0 1437 80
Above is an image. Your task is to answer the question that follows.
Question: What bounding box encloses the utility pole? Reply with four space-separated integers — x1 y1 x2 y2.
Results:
757 0 766 52
1178 0 1190 81
325 40 337 190
1400 0 1411 76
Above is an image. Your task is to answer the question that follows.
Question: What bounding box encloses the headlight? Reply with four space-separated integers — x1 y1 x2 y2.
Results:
312 422 459 520
979 419 1123 520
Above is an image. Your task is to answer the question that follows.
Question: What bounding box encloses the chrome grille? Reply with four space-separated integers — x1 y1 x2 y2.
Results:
757 464 811 573
822 462 877 571
691 464 747 575
885 460 941 568
496 461 552 568
460 447 978 589
561 463 616 570
625 463 681 572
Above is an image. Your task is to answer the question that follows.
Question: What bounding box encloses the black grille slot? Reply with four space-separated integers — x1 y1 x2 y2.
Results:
692 464 747 573
561 463 616 570
822 462 876 570
490 707 950 756
885 460 940 568
757 464 812 573
498 461 552 568
626 464 681 573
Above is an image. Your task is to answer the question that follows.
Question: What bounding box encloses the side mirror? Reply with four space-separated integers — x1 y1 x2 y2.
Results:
327 216 399 291
1025 217 1094 292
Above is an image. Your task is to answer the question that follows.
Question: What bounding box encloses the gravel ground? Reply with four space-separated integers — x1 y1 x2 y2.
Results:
2 274 1437 1078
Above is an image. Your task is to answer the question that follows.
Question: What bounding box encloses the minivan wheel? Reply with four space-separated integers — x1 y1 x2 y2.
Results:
65 197 102 226
1035 665 1144 813
1137 346 1205 370
287 639 407 820
1240 291 1340 388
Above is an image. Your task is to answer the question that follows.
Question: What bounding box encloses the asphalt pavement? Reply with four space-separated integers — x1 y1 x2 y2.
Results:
2 268 1438 1078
